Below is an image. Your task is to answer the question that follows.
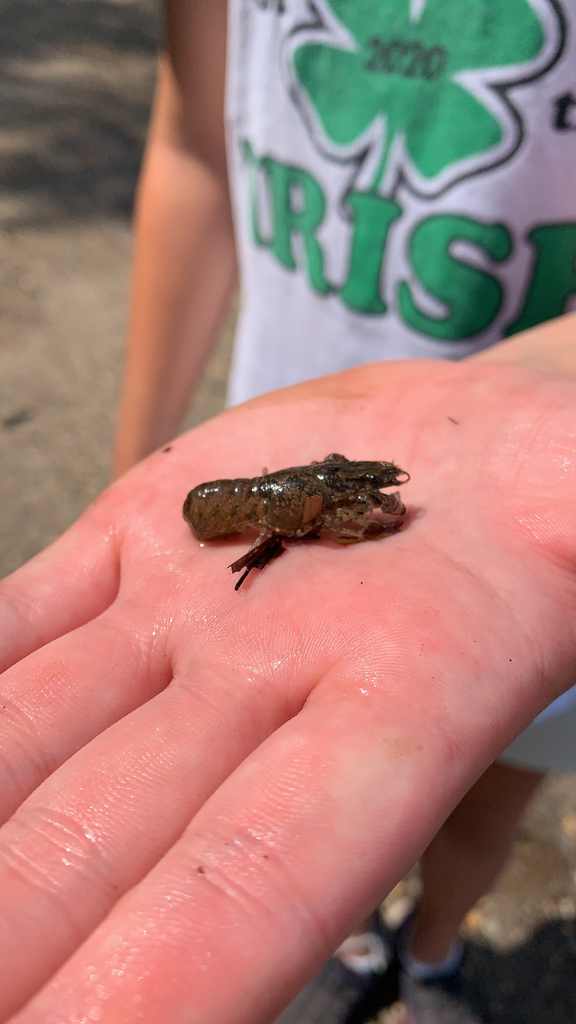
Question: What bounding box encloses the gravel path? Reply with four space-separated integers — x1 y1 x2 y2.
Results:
1 3 575 1020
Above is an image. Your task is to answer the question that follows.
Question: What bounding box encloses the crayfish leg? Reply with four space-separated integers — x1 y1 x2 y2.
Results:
230 534 285 590
322 453 348 463
333 519 402 544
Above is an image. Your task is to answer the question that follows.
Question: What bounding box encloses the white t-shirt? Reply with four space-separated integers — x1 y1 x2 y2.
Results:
224 1 576 756
226 0 576 405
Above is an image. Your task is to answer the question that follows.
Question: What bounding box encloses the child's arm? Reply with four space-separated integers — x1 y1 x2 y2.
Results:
113 0 235 479
472 310 576 379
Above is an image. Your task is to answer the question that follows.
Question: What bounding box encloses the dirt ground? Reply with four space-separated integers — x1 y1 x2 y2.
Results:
0 0 233 575
1 2 575 1021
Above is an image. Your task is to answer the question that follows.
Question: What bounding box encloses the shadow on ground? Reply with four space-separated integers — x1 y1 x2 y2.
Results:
0 0 160 228
464 919 576 1023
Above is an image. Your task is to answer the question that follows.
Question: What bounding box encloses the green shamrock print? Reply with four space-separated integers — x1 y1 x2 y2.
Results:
291 0 546 193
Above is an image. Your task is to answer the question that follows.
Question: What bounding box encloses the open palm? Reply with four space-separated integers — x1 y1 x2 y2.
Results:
1 360 576 1024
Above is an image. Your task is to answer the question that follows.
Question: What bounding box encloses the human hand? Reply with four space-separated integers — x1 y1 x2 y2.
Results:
1 360 575 1024
473 309 576 380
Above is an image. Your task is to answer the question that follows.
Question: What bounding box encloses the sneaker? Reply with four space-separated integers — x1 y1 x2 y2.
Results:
274 915 399 1024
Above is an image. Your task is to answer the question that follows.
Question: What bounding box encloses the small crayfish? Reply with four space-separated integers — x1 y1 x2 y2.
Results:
183 454 409 590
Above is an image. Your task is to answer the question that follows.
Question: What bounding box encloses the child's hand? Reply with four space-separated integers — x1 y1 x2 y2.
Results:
1 360 576 1024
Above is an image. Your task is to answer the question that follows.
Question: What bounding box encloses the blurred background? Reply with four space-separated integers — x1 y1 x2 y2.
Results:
0 0 233 578
0 2 575 1022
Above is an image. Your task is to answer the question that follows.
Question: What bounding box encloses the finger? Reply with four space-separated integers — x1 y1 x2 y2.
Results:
13 537 574 1024
0 646 309 1021
10 685 491 1024
11 546 555 1024
0 504 120 674
9 522 575 1023
0 604 171 823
